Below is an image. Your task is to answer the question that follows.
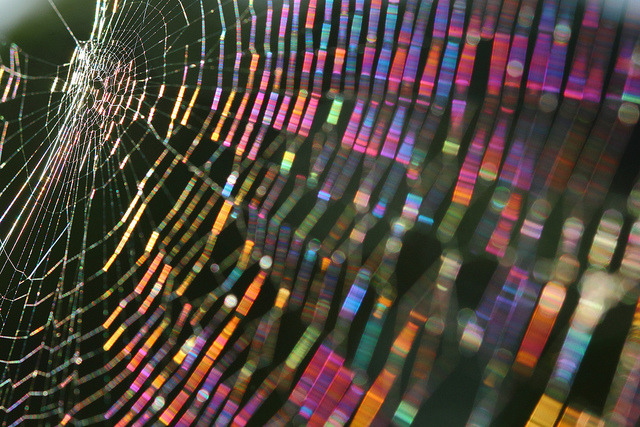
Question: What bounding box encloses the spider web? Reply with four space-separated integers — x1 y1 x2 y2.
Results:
0 0 638 425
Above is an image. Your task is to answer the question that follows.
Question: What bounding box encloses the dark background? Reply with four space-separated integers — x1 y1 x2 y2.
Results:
1 0 639 425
